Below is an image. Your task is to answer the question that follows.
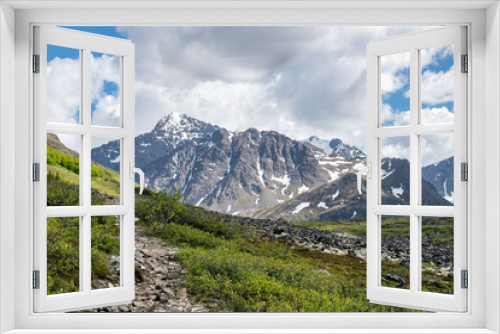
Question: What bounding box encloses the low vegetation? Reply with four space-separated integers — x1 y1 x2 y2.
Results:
47 146 451 310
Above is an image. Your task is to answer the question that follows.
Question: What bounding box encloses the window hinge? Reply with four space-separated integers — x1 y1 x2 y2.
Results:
33 163 40 182
33 270 40 289
33 54 40 73
461 162 468 181
461 54 468 73
461 270 468 289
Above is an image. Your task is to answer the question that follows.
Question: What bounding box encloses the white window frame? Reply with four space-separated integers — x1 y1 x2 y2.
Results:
1 1 499 333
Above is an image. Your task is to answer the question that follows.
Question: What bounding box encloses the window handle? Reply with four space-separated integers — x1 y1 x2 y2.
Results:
356 162 371 195
129 162 145 195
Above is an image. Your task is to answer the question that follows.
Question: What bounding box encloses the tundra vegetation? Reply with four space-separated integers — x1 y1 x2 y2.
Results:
46 148 451 311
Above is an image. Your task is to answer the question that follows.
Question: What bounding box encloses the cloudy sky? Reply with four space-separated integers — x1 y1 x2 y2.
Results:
47 25 454 165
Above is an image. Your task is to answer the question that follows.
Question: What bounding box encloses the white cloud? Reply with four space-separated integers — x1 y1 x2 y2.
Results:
380 52 410 96
421 133 454 166
381 103 410 127
381 137 410 160
421 66 454 105
51 26 441 153
47 53 121 150
421 106 454 124
47 57 80 124
118 26 436 150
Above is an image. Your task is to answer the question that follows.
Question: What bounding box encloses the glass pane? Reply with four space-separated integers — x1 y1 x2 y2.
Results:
47 133 81 206
420 45 454 124
381 215 410 290
91 137 121 205
421 216 454 294
91 216 121 290
381 136 410 205
47 217 80 295
421 133 454 206
91 52 121 128
47 45 81 124
380 51 410 127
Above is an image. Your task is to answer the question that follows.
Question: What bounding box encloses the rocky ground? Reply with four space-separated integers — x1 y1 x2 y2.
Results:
195 209 454 277
85 224 209 313
84 210 453 313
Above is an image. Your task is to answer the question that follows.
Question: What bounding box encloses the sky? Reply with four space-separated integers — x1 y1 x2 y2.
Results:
47 26 455 165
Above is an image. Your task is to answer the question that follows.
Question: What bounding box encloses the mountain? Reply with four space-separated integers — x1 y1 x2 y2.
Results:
143 126 332 214
92 113 365 214
91 113 219 172
303 136 366 159
91 112 452 219
422 156 454 203
249 157 451 221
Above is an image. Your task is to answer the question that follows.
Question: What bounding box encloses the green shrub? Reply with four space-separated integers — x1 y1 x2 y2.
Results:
136 189 185 233
47 147 101 177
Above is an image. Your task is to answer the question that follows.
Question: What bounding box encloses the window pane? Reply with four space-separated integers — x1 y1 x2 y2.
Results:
47 133 81 206
381 136 410 205
380 52 410 127
421 133 454 206
421 216 454 294
381 215 410 290
91 216 121 290
47 217 80 295
47 45 81 124
420 45 454 125
91 137 121 205
91 52 121 128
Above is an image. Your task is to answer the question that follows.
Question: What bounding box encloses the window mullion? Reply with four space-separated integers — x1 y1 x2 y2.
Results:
81 47 92 294
409 47 420 294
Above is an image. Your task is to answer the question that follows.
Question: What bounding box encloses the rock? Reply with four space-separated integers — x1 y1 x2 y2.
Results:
192 306 210 312
385 274 406 283
178 288 188 300
163 287 175 299
313 269 330 275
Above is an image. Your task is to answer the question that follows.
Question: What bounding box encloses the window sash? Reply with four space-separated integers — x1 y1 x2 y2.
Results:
32 25 136 313
366 26 468 312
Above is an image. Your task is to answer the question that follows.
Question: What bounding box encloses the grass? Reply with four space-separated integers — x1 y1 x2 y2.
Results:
137 200 433 312
47 148 121 198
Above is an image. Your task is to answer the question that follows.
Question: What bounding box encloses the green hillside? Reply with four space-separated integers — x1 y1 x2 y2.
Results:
46 136 451 311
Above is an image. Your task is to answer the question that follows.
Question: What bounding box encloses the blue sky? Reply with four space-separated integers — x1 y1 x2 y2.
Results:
47 26 454 164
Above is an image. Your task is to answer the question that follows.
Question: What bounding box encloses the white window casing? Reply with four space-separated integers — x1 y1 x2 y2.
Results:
0 2 498 333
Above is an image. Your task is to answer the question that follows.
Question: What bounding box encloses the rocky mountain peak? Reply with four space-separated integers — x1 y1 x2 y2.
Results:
154 112 217 135
303 136 366 160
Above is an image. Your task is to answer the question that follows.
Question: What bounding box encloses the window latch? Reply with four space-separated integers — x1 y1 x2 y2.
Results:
130 162 145 195
356 162 371 195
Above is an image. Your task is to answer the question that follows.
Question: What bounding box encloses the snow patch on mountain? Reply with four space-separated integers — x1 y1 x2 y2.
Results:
391 183 404 199
293 202 310 214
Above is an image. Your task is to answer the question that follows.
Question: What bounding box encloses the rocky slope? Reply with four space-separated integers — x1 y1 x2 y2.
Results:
92 113 365 215
422 156 454 203
91 113 453 220
86 224 209 313
249 158 451 221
